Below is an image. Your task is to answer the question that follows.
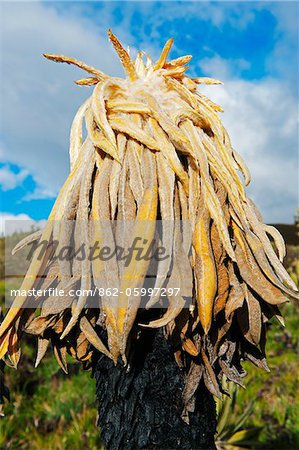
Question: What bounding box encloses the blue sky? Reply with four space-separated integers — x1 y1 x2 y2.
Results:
0 1 298 228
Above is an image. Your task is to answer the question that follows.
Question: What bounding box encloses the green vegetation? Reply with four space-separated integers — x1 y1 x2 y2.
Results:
215 300 298 450
0 333 103 449
0 232 298 449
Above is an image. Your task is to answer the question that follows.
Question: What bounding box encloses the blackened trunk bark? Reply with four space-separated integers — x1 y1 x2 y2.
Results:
93 328 217 450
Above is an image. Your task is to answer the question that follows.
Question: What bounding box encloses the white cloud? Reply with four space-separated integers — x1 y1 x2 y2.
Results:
106 1 256 35
264 3 298 85
0 165 29 190
0 213 46 235
199 55 251 80
1 1 125 200
22 186 57 201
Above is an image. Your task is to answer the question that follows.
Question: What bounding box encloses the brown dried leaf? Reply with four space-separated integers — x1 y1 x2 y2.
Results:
233 223 290 304
76 331 89 360
12 230 42 255
218 358 245 388
80 316 111 359
7 324 21 368
35 337 50 367
53 344 68 374
193 208 217 334
181 338 198 356
242 342 270 372
40 279 78 316
117 148 158 359
201 348 221 398
237 289 262 346
25 315 56 336
182 361 203 422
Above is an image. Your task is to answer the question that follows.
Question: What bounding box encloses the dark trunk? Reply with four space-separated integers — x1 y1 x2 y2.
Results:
93 328 217 450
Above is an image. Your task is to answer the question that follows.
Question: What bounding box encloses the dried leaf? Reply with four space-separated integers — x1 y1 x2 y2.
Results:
233 222 292 304
117 149 158 359
182 338 199 356
12 230 42 255
237 289 262 346
25 316 56 336
53 344 68 374
43 53 107 79
108 29 137 80
201 347 221 398
80 316 111 359
35 337 50 367
154 38 174 70
193 209 217 334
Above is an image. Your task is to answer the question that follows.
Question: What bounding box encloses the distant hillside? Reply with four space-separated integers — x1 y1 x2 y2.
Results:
270 224 298 246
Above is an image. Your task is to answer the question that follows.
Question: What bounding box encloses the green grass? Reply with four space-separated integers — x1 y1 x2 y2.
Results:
0 339 103 449
235 301 299 449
